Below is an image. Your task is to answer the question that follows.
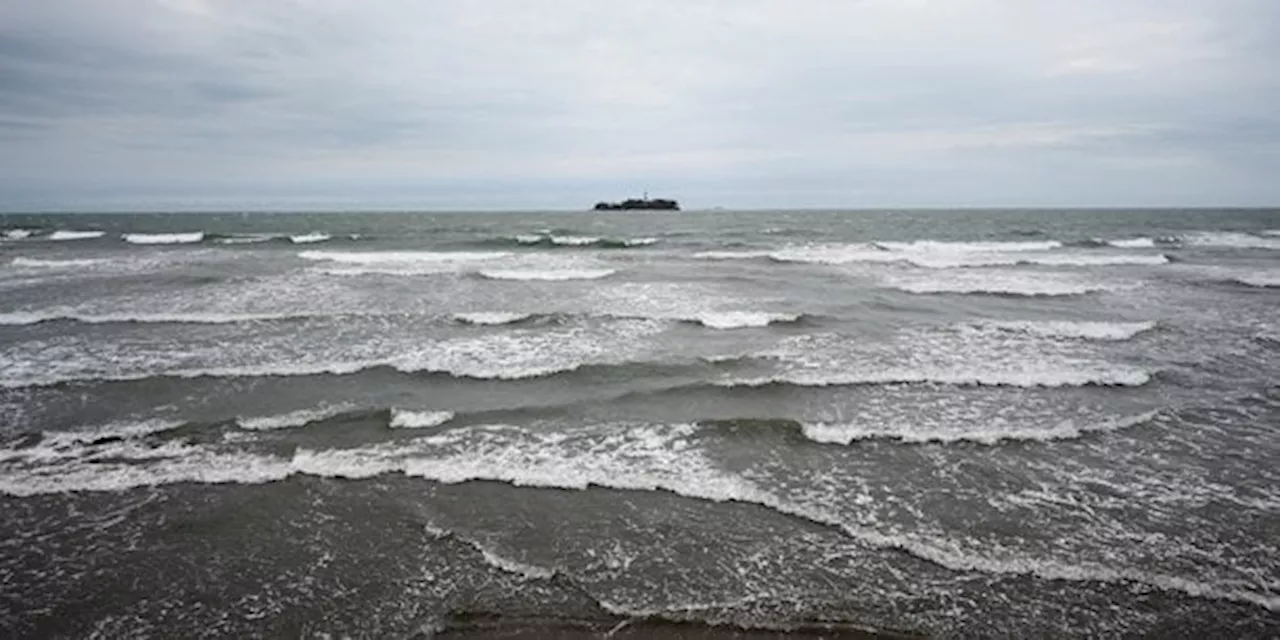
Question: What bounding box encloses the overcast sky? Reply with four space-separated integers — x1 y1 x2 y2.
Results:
1 0 1278 210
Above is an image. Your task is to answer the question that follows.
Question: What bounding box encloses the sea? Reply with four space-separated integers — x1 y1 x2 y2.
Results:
0 208 1277 638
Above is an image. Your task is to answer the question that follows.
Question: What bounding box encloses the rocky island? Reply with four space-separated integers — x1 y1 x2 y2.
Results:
593 195 679 211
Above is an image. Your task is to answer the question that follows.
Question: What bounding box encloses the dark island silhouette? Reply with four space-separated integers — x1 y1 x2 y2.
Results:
593 193 679 211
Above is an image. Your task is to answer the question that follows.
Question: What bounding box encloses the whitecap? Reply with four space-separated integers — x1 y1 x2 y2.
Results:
3 229 34 240
623 237 658 247
691 311 800 329
215 234 281 245
477 268 617 281
723 366 1152 389
452 311 535 325
122 232 204 245
389 408 455 429
883 271 1132 296
1181 231 1280 250
875 240 1063 252
237 404 352 430
973 320 1157 341
47 230 105 241
693 250 775 260
1107 237 1157 248
801 410 1160 446
10 257 112 269
1230 271 1280 288
300 250 508 264
289 232 331 244
549 235 600 246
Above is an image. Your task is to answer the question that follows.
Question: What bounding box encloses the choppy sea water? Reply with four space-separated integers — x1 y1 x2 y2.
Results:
0 208 1277 638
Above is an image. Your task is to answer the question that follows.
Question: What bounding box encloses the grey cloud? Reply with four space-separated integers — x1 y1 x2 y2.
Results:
1 0 1278 209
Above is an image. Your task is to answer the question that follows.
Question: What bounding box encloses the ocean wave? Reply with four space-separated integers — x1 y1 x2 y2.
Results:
1106 237 1157 248
0 320 668 388
1181 231 1280 250
237 404 353 430
1229 272 1280 288
289 232 331 244
452 311 537 325
685 311 802 330
883 272 1133 296
731 243 1165 269
5 420 1272 612
1263 229 1280 237
874 240 1063 252
0 309 346 326
47 230 105 241
122 232 204 245
214 233 283 244
693 249 775 260
718 365 1152 389
477 268 617 281
9 257 113 269
2 229 34 240
972 320 1157 341
801 410 1159 445
389 408 455 429
300 249 509 264
507 233 657 248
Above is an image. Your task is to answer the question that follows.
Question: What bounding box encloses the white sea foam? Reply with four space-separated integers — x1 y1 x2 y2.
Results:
1181 231 1280 250
289 232 331 244
478 268 617 281
974 320 1157 341
123 232 204 245
1230 271 1280 288
691 311 800 329
1027 254 1167 266
237 404 353 430
3 229 34 240
1107 237 1157 248
883 271 1132 296
452 311 535 325
624 237 658 246
215 234 281 244
1263 229 1280 237
875 240 1063 252
549 235 600 246
769 244 899 265
0 309 334 326
10 257 112 269
389 408 455 429
515 234 544 244
724 366 1152 389
802 411 1159 445
48 230 105 241
3 419 1275 612
300 250 509 264
693 250 775 260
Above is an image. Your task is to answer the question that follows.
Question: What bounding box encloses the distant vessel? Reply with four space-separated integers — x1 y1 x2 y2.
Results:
593 192 679 211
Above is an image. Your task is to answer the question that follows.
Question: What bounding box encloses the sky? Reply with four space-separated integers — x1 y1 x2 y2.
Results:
1 0 1278 210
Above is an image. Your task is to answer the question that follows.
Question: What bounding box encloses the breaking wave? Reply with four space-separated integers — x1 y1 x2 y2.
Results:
503 233 657 248
873 240 1063 252
477 268 617 281
122 232 204 245
883 272 1134 296
717 365 1153 389
47 230 105 241
1181 232 1280 250
452 311 537 325
0 309 358 326
3 229 34 240
300 250 510 264
1228 271 1280 288
289 232 331 244
971 320 1157 341
9 257 113 269
683 311 802 330
801 410 1160 445
237 404 354 430
389 408 455 429
3 420 1274 612
1106 237 1157 248
214 233 283 244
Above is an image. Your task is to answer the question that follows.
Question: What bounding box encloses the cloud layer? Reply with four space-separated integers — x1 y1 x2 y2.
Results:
1 0 1277 209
